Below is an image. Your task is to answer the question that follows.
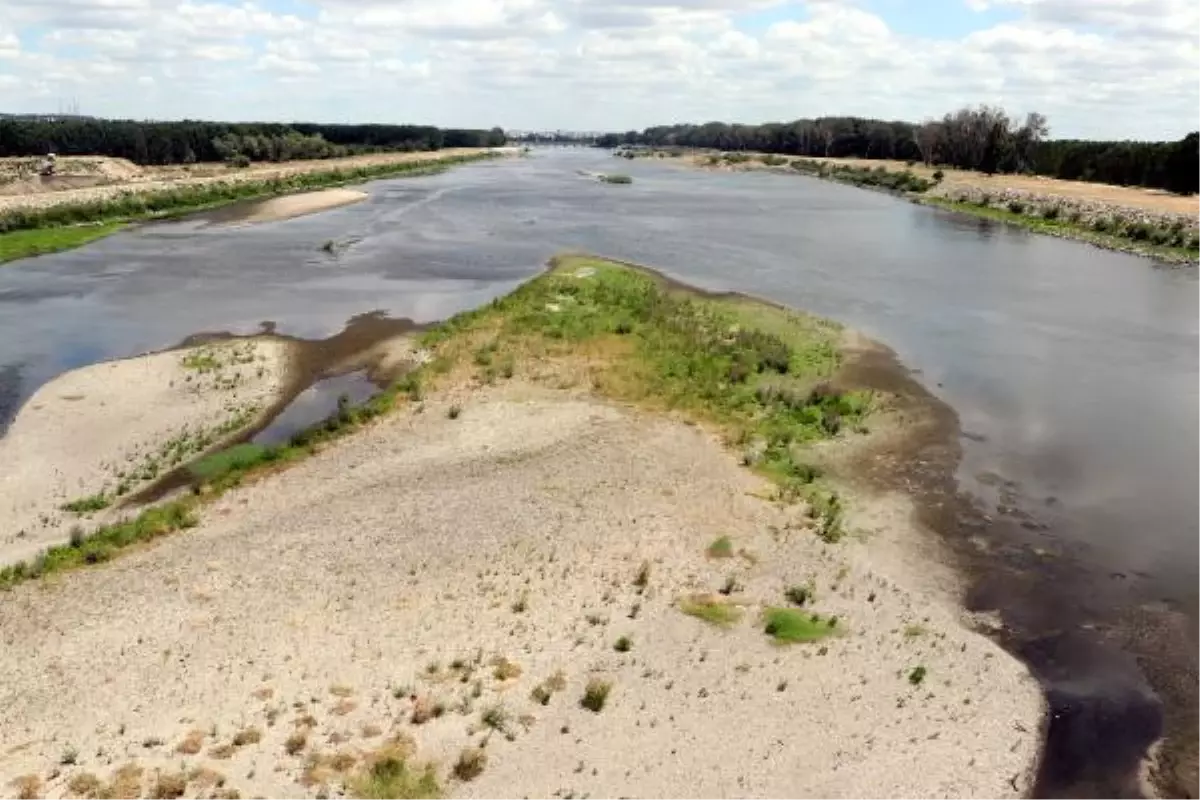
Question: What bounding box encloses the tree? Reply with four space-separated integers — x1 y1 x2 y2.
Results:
915 121 940 165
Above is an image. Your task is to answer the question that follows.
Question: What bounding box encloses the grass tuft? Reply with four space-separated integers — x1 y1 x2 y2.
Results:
580 678 612 712
349 758 441 799
679 594 743 628
762 607 836 644
706 535 734 558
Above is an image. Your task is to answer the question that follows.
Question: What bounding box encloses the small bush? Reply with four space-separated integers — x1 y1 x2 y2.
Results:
932 169 944 181
452 748 487 782
447 405 462 420
599 174 633 184
228 154 251 169
481 705 509 731
284 730 308 756
908 665 927 685
1006 200 1026 215
1127 222 1153 241
580 678 612 712
150 771 188 799
1041 204 1061 220
784 585 812 606
633 560 650 590
613 635 632 653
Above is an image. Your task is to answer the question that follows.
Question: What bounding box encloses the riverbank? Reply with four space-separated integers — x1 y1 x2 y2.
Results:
664 150 1198 265
0 256 1043 798
0 150 504 264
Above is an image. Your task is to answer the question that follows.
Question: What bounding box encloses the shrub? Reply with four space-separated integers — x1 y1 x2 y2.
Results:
613 635 632 653
580 678 612 712
599 174 633 184
227 154 251 169
784 585 812 606
932 169 944 181
1006 200 1026 214
452 748 487 782
908 665 927 685
1041 204 1061 220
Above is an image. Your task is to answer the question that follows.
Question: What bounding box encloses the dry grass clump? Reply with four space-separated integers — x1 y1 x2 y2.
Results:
452 747 487 782
175 729 206 755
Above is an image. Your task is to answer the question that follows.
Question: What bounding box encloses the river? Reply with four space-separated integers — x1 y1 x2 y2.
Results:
0 149 1195 796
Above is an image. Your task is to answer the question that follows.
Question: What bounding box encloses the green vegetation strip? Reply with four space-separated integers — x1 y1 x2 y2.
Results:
0 222 126 263
1 255 869 589
922 196 1199 265
0 151 497 264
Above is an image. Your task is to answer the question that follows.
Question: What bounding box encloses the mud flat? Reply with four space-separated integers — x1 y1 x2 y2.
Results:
0 256 1043 799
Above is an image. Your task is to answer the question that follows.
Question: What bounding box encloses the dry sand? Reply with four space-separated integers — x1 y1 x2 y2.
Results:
0 338 294 567
218 188 368 225
0 375 1044 798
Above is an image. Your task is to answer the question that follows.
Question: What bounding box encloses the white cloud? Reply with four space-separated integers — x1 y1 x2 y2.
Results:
0 0 1195 138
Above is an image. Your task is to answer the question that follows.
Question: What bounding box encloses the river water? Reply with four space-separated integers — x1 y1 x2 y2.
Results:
1 149 1195 796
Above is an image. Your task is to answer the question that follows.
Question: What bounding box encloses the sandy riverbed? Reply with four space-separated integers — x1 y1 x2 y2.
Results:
0 338 294 566
0 365 1043 798
219 188 368 224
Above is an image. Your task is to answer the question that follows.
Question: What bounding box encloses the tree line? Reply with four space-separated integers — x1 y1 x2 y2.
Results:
0 117 507 165
601 108 1197 194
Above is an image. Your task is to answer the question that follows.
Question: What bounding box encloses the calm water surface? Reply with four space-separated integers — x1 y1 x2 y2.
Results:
1 149 1195 795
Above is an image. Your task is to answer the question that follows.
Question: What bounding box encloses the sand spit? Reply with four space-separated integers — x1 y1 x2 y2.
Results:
0 338 293 566
0 380 1043 799
217 188 368 225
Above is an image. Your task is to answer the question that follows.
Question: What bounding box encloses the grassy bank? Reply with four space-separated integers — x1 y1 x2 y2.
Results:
0 151 497 264
0 255 871 589
788 158 935 193
922 196 1199 264
0 222 126 262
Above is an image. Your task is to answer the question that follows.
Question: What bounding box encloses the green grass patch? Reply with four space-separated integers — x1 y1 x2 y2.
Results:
0 222 124 264
60 494 111 514
679 595 743 627
922 196 1199 265
349 758 442 799
762 607 837 644
187 443 271 481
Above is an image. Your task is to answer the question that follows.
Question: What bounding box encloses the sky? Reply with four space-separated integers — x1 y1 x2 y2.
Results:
1 0 1197 140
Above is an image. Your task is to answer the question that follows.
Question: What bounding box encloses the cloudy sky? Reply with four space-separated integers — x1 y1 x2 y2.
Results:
1 0 1196 139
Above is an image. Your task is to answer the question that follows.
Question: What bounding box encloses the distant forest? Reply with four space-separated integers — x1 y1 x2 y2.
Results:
599 108 1198 195
0 117 507 165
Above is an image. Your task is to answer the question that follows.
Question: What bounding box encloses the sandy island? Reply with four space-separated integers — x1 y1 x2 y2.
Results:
0 258 1044 799
0 338 294 566
220 188 369 225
